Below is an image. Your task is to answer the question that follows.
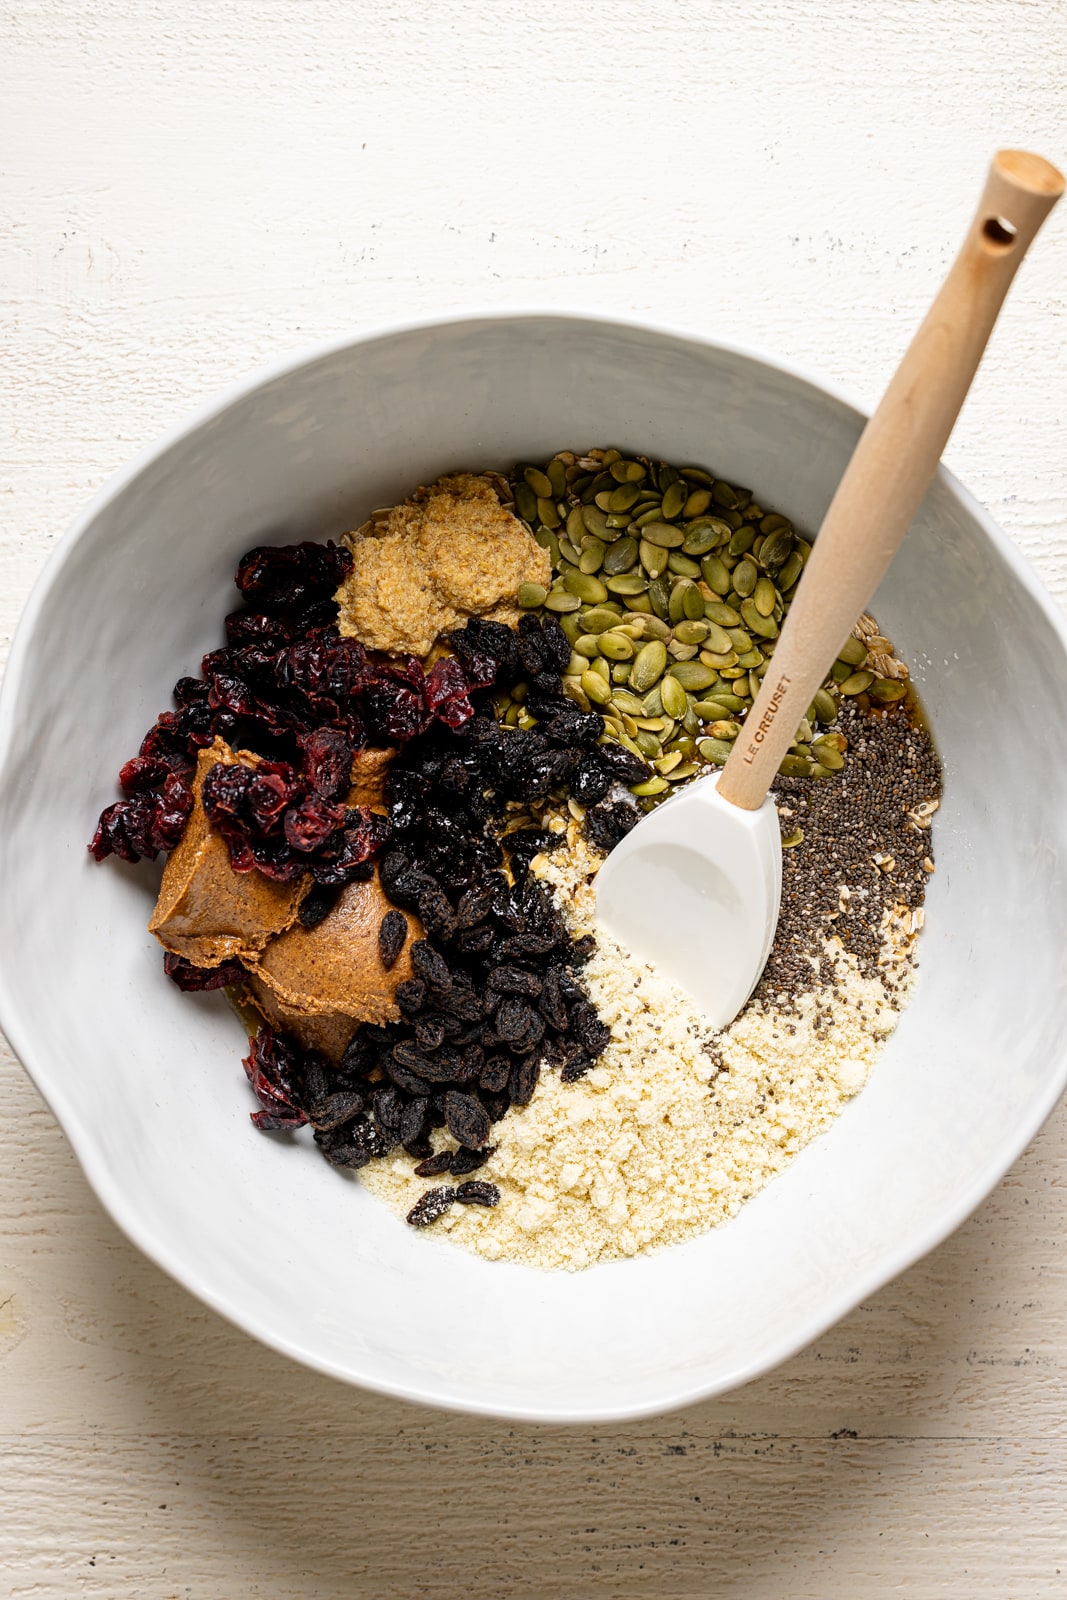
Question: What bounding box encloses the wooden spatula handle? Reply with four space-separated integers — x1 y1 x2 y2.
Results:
718 149 1064 811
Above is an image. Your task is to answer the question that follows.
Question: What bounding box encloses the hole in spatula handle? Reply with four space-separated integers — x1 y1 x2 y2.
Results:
982 215 1018 249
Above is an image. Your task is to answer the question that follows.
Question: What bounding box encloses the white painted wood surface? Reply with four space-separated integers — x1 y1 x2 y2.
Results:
2 2 1066 1593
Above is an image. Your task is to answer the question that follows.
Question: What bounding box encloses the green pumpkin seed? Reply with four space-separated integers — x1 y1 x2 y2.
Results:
697 737 734 765
706 720 741 740
830 660 851 683
633 505 667 528
641 521 685 549
667 641 699 661
758 528 793 570
733 557 758 597
681 522 719 556
740 598 779 640
682 488 713 518
812 687 838 724
575 634 602 657
567 652 591 676
726 627 752 652
631 776 669 796
630 639 668 693
537 497 561 529
701 648 738 670
603 535 639 574
781 825 804 849
703 600 740 629
566 505 586 543
711 480 738 509
737 648 765 669
753 576 777 617
578 670 612 706
681 466 714 485
839 669 875 695
667 551 702 578
547 459 567 497
759 512 791 535
611 690 646 715
648 576 671 620
599 630 635 661
639 615 671 641
669 660 718 692
707 691 747 713
609 483 641 513
605 573 649 596
579 538 606 574
814 730 848 753
558 537 580 566
545 591 581 613
518 581 548 608
640 540 670 578
776 551 804 591
514 482 539 523
778 754 812 778
691 698 732 720
701 621 733 655
610 459 647 483
559 613 583 645
868 677 908 704
659 481 688 521
582 505 612 542
563 570 609 603
524 466 553 498
837 635 868 667
611 663 631 684
656 750 684 775
728 525 755 557
700 554 733 594
579 606 624 634
673 619 710 645
667 582 687 625
660 675 689 720
667 761 700 782
593 490 614 512
814 744 846 770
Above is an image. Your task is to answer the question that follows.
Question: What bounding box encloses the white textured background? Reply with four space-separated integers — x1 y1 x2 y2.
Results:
2 2 1067 1595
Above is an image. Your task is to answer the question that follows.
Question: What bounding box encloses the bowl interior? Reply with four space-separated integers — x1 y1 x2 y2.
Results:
3 314 1067 1421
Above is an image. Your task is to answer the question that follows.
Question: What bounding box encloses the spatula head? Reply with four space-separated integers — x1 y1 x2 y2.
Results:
593 773 782 1031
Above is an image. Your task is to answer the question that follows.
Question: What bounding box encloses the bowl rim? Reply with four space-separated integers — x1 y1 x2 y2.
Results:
3 305 1067 1423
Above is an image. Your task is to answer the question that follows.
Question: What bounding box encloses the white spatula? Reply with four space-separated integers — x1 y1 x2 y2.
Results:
595 149 1064 1029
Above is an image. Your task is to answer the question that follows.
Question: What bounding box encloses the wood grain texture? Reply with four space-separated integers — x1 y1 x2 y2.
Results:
2 1 1066 1593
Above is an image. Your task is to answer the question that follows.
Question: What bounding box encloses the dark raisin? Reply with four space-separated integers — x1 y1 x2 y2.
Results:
417 886 457 940
378 909 408 971
449 1144 495 1175
479 1055 511 1093
455 1181 500 1207
584 797 642 854
410 940 452 990
395 978 427 1015
406 1186 456 1227
443 1090 491 1149
496 997 536 1042
398 1096 428 1148
538 967 569 1031
413 1151 454 1178
306 1090 365 1130
414 1018 447 1052
487 965 543 998
508 1057 540 1107
299 881 343 929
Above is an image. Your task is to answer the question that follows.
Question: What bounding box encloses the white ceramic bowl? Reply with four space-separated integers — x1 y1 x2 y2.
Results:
3 312 1067 1423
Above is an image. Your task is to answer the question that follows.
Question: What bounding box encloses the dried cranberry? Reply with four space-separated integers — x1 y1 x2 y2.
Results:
299 727 353 799
235 540 352 614
163 952 245 991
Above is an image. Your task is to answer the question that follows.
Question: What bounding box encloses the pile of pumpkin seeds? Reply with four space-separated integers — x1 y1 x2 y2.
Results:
494 449 910 798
